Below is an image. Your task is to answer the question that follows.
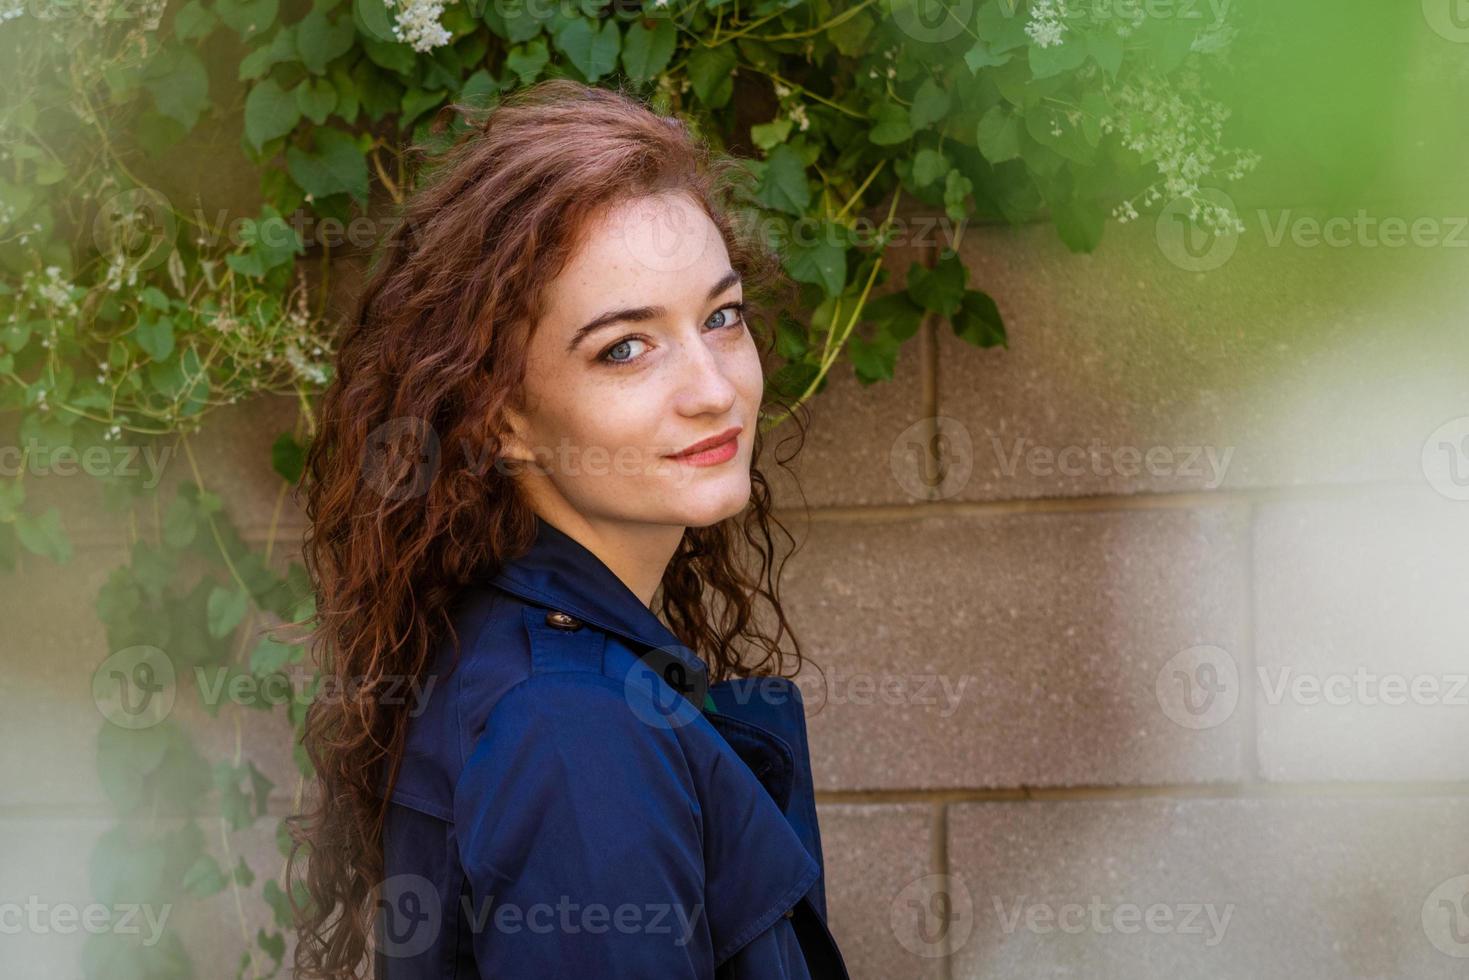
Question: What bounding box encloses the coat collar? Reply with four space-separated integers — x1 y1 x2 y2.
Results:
485 514 711 689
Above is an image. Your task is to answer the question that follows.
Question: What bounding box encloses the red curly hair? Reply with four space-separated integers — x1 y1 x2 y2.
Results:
286 78 812 977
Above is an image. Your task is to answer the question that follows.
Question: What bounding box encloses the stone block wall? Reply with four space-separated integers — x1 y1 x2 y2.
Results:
3 211 1467 978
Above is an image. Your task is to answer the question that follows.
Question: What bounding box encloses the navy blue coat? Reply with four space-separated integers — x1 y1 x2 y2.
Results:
374 516 849 979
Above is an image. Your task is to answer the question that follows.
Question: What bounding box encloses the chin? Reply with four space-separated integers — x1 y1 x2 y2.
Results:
668 475 752 528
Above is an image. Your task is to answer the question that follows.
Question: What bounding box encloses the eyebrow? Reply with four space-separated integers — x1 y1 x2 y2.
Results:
565 268 744 353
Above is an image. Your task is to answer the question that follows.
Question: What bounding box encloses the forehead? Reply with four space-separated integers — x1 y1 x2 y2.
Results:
547 191 734 315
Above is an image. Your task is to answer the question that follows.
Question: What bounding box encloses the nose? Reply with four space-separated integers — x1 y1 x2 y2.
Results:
671 329 739 418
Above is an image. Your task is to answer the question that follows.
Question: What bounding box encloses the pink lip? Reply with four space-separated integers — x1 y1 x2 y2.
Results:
668 426 742 466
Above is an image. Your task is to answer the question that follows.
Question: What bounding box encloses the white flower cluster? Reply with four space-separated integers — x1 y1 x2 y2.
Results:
102 251 140 293
22 265 81 317
0 0 25 23
1025 0 1071 48
1103 71 1260 232
283 340 328 385
386 0 452 52
771 80 811 133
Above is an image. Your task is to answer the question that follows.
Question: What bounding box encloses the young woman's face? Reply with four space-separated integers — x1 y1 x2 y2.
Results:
501 190 765 531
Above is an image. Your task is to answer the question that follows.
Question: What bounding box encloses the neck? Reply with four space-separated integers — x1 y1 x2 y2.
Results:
527 497 684 608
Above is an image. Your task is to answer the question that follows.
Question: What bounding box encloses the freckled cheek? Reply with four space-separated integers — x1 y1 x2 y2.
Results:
555 391 665 462
730 346 766 416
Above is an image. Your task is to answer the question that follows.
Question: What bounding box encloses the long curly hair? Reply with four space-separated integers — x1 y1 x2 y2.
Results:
286 78 812 978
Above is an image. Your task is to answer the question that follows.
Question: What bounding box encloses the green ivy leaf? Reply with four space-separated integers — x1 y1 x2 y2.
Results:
353 58 401 121
271 432 307 483
257 928 286 967
144 47 211 131
286 128 370 205
846 329 900 384
906 252 966 316
238 26 299 82
963 39 1011 72
295 77 338 125
687 44 736 108
505 38 550 85
133 315 175 362
400 87 448 128
827 9 873 56
15 507 71 562
263 880 293 927
214 0 278 39
943 168 973 222
1029 35 1088 79
1050 194 1105 253
1087 30 1124 77
621 18 675 83
174 0 219 42
766 359 820 401
296 6 356 74
868 103 913 146
911 147 949 188
951 289 1006 347
554 18 620 83
750 117 793 151
908 78 951 131
976 105 1021 163
362 33 418 75
482 0 545 44
207 586 249 639
860 290 924 342
248 760 275 817
183 855 228 897
756 145 810 216
249 636 297 677
783 230 847 298
457 67 500 111
974 0 1029 51
0 480 23 522
162 495 197 549
245 79 301 152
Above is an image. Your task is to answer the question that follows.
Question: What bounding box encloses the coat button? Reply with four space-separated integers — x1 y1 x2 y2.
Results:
782 907 795 918
545 610 583 631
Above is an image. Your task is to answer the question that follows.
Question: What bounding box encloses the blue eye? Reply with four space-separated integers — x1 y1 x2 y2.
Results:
707 302 747 331
596 302 746 368
602 337 647 364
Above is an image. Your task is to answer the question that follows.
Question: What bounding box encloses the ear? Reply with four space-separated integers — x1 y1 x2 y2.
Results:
496 403 537 465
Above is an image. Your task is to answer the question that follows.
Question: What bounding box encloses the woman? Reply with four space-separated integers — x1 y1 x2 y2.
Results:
289 78 850 980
